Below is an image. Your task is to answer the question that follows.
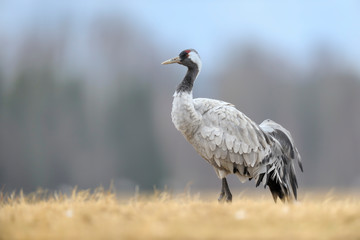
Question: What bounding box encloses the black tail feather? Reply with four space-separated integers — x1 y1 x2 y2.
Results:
267 174 289 203
267 177 284 202
289 165 298 200
255 173 265 187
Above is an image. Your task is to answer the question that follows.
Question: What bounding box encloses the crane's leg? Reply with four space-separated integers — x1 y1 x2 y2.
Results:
218 181 225 202
218 178 232 203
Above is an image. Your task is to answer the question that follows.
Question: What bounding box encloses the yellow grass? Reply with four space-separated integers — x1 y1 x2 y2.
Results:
1 188 360 240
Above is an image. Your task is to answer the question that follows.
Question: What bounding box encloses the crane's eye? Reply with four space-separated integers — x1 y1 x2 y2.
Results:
179 50 190 60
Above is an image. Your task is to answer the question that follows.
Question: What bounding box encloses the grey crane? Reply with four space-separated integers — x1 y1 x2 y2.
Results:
162 49 303 202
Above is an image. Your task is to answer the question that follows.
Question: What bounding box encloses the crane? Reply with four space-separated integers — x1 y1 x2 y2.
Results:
162 49 303 202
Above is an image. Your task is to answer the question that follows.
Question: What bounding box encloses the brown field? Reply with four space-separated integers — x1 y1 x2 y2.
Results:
1 188 360 240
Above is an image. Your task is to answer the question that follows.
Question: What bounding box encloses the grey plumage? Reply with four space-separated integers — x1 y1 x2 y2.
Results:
162 49 303 202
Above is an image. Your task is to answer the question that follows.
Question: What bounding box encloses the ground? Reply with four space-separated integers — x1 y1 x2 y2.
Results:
1 188 360 240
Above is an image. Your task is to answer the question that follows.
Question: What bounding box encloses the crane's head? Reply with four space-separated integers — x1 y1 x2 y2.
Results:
161 49 202 71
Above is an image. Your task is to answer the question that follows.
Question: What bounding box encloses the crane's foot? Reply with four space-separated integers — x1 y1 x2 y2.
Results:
225 192 232 202
218 192 225 202
218 178 232 203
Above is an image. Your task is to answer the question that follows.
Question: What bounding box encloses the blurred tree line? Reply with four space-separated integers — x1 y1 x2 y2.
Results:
0 17 167 192
0 15 359 193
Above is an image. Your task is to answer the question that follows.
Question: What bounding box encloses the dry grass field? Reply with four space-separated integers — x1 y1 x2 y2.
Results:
1 188 360 240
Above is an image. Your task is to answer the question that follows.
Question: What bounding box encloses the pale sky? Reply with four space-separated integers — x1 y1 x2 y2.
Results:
1 0 360 70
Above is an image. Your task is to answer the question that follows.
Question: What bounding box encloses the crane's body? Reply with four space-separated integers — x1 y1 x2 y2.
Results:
163 49 302 202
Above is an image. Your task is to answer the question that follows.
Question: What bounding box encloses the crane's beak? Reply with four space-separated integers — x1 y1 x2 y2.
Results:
161 56 181 65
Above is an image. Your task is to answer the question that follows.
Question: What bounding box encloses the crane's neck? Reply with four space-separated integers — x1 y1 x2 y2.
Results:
172 65 201 138
176 65 199 93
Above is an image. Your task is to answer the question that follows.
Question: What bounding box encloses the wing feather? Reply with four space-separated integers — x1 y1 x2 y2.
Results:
193 98 270 173
214 158 221 167
234 140 241 153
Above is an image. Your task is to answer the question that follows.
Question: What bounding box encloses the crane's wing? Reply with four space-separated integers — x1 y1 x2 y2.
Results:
193 98 274 179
